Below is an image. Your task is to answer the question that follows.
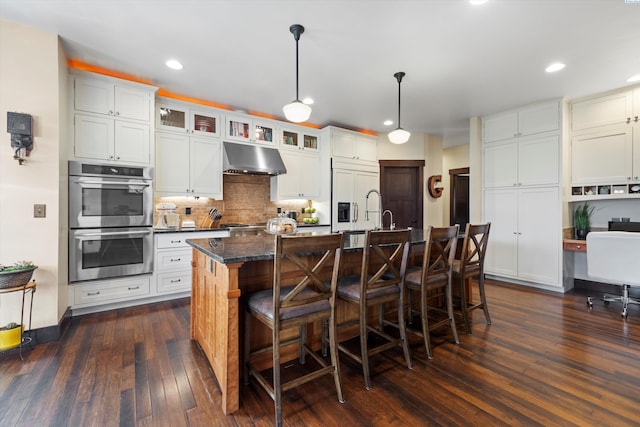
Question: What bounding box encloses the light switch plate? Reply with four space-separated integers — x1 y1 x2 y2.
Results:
34 204 46 218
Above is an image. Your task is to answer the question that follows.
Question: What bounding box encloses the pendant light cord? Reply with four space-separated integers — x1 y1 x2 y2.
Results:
394 72 405 129
290 24 304 102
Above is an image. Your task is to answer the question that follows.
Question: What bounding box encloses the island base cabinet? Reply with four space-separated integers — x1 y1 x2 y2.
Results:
190 250 241 414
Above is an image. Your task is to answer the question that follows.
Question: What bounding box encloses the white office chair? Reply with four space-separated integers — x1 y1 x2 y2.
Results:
586 231 640 318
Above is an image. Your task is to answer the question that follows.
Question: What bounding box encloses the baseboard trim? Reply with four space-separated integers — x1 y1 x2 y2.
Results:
29 306 73 345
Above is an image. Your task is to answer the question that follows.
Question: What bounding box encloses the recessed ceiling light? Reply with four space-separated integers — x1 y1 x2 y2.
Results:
545 62 566 73
302 97 314 105
166 59 183 70
383 120 393 126
627 74 640 83
469 0 488 5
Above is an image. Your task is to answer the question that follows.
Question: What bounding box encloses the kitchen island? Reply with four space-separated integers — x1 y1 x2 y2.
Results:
186 229 427 414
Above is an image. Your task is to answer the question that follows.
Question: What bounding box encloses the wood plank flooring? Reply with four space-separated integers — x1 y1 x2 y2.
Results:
1 279 639 426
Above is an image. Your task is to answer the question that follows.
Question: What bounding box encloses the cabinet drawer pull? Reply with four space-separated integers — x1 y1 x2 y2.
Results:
170 258 181 262
170 279 182 283
576 245 582 249
87 291 101 296
128 286 140 291
170 240 182 244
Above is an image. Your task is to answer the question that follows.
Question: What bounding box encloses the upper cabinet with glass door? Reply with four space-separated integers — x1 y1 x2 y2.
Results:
280 126 319 152
225 114 277 146
156 101 221 138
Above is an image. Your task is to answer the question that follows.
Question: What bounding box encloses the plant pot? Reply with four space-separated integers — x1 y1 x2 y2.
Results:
0 324 23 350
576 228 588 240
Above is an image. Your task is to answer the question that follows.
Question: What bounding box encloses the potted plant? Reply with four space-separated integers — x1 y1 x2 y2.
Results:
574 202 594 240
0 260 37 290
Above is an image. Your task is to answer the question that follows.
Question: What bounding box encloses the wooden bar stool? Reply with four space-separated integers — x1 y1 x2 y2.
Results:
404 225 460 359
336 229 412 390
244 233 346 427
452 222 492 334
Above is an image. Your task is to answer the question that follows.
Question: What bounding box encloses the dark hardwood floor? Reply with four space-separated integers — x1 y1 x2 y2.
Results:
1 279 639 426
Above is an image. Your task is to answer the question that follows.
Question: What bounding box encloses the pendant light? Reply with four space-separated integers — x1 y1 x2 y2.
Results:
388 71 410 144
283 24 312 123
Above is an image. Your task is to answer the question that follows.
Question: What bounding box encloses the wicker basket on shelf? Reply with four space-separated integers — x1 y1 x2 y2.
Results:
0 266 37 290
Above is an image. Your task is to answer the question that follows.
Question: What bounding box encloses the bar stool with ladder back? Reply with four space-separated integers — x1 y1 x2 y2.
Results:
243 233 346 427
403 225 460 359
336 229 413 390
452 222 492 334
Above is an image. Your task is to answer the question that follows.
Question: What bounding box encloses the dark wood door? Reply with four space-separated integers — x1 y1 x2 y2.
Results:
380 160 424 229
449 167 470 228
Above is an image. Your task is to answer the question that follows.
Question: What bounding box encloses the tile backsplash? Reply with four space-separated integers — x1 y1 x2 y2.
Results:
154 174 308 227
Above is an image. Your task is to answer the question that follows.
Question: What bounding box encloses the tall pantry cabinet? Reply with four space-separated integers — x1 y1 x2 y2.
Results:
482 100 565 290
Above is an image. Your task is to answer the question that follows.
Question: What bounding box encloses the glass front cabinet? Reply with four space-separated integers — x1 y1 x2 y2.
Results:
225 114 277 145
280 127 319 152
156 103 220 138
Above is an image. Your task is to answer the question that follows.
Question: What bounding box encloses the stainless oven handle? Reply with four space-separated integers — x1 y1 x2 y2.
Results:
76 230 152 238
76 180 151 187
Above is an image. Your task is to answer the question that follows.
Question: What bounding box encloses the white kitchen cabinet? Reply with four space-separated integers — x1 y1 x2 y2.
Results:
569 86 640 190
332 167 379 232
270 150 320 200
571 89 636 131
225 114 278 145
154 231 229 295
70 74 156 165
155 132 223 199
484 135 559 188
484 187 561 287
483 101 560 143
571 126 638 185
74 76 152 121
280 127 319 152
70 275 152 309
328 126 377 163
156 102 221 138
73 114 150 164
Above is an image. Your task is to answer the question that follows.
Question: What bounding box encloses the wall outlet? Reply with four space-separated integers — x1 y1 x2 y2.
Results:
34 204 46 218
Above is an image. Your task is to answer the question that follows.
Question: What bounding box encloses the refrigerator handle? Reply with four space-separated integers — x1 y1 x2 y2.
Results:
353 202 358 222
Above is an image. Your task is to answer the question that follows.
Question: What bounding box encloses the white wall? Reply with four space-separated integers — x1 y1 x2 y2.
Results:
468 117 483 223
0 19 66 329
377 132 446 227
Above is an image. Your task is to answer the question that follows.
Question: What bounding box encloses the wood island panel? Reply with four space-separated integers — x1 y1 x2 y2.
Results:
190 250 242 414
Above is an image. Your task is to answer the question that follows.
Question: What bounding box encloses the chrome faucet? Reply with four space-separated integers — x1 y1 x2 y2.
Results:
382 209 395 230
365 189 383 229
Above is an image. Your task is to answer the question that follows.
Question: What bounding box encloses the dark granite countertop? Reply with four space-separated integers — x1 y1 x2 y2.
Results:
186 228 426 264
153 227 231 233
154 223 330 234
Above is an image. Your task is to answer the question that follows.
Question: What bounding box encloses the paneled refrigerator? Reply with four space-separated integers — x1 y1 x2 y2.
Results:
331 161 380 232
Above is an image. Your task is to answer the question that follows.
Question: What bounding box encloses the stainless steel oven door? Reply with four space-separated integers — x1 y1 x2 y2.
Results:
69 227 153 282
69 176 153 228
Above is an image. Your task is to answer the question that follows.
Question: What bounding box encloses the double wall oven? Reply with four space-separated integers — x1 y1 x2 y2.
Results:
68 161 153 282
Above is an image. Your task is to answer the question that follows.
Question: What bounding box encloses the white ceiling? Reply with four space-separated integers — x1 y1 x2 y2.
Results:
1 0 640 144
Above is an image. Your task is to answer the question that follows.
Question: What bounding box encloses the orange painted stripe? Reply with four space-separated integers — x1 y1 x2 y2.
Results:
68 59 155 86
68 58 376 135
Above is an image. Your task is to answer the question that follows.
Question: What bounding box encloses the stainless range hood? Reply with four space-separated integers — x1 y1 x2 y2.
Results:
222 141 287 176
